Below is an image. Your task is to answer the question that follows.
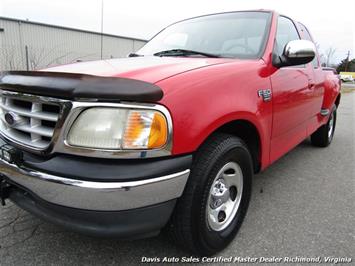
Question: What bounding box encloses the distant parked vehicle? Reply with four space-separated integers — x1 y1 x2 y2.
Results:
340 74 354 82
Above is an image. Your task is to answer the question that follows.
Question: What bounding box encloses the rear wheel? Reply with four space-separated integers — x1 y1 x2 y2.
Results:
311 107 337 147
168 133 253 255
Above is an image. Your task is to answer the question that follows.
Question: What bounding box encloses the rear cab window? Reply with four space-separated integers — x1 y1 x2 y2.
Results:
298 23 320 68
275 16 300 56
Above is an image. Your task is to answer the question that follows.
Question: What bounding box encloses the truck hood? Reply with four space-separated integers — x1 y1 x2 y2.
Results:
44 56 232 84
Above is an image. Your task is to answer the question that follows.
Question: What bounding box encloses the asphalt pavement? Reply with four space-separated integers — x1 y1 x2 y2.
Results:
342 82 355 90
0 92 354 265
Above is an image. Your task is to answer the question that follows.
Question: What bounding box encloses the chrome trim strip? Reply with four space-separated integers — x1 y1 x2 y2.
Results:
0 90 173 158
0 157 189 211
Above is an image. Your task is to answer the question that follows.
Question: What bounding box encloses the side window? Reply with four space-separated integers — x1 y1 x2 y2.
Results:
275 16 300 55
298 24 319 68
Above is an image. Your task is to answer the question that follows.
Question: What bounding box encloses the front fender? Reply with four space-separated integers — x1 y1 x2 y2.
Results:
157 60 273 168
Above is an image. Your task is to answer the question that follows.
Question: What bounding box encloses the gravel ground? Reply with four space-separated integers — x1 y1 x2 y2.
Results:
0 92 354 265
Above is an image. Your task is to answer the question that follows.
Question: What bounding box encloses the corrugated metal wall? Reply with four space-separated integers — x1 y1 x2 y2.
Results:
0 17 147 71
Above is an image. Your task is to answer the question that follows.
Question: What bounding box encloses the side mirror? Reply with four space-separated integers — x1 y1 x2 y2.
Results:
273 40 316 68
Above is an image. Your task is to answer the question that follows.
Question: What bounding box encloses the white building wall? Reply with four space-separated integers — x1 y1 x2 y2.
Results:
0 17 147 71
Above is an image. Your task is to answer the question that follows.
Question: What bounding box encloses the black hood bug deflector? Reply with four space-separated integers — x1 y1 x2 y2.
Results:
0 71 163 102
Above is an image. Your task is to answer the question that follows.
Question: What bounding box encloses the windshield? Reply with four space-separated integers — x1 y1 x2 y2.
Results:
138 11 272 59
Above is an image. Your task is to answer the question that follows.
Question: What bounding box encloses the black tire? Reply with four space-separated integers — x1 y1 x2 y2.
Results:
311 107 337 147
168 133 253 255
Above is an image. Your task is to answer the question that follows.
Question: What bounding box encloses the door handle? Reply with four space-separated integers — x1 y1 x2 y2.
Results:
308 82 315 89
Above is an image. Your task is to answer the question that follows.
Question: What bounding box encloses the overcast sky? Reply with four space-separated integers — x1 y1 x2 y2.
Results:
1 0 354 64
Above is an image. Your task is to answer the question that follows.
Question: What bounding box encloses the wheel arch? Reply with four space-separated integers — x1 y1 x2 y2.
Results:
335 93 341 108
196 119 263 173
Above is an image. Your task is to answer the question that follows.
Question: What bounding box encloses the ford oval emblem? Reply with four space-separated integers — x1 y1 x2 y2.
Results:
4 112 16 126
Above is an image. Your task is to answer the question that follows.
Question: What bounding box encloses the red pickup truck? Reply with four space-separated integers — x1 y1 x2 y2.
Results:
0 10 340 255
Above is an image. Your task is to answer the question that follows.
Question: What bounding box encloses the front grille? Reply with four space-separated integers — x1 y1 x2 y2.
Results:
0 93 61 149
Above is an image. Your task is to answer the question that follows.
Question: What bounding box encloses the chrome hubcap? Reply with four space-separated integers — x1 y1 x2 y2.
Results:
206 162 243 231
328 112 334 139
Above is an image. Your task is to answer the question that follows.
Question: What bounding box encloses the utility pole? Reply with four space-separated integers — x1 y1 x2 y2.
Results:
344 51 350 72
18 21 25 70
25 45 29 71
100 0 104 60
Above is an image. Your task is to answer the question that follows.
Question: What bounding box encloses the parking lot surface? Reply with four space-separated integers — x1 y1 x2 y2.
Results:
0 92 354 265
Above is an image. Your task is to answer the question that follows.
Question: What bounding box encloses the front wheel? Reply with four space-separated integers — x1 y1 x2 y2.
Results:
311 107 337 147
168 134 253 255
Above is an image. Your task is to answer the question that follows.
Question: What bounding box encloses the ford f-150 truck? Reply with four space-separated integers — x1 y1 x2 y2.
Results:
0 10 340 255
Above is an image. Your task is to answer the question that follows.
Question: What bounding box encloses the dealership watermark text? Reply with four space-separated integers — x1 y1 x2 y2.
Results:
141 256 352 264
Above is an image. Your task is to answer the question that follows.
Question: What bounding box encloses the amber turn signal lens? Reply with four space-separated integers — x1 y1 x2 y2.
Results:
122 110 168 149
148 112 168 149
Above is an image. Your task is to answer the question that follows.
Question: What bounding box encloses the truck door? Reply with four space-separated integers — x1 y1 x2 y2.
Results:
298 23 324 135
270 16 315 162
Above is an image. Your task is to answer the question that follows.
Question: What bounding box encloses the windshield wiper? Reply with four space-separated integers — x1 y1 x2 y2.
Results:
153 49 221 58
128 53 144 57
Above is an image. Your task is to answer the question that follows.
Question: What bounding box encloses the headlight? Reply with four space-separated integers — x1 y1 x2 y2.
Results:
67 107 168 150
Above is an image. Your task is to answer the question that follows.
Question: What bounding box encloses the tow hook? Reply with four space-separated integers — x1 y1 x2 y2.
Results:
0 176 11 206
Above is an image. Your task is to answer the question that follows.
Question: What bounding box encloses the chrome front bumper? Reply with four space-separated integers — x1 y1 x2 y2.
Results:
0 158 190 211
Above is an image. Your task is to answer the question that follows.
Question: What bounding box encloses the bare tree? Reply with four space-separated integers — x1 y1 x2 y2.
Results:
315 42 325 65
0 46 23 70
325 47 336 67
28 47 47 70
1 43 101 71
